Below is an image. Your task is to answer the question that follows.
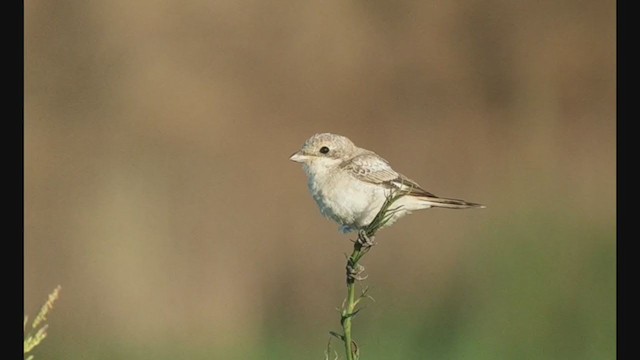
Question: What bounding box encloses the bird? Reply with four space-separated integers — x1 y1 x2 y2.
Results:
289 133 484 235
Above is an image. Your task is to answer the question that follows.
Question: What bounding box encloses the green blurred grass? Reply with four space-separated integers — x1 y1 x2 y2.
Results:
43 211 614 360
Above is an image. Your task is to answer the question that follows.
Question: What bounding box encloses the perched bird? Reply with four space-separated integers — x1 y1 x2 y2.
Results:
290 133 484 234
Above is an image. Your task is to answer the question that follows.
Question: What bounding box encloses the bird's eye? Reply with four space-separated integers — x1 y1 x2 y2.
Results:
319 146 330 154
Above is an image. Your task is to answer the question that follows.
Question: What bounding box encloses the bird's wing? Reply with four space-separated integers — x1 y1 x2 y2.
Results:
340 152 437 198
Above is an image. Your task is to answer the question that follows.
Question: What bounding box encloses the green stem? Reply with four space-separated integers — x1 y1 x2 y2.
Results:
336 188 408 360
342 243 363 360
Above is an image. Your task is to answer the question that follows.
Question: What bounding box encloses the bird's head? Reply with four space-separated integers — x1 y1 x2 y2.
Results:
289 133 357 168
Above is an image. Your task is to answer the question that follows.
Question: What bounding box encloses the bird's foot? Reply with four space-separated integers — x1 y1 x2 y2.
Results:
356 230 376 248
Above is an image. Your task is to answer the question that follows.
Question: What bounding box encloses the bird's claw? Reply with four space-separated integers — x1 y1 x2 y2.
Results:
356 230 376 248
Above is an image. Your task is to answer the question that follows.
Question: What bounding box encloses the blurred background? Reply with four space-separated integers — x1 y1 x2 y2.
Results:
24 0 615 359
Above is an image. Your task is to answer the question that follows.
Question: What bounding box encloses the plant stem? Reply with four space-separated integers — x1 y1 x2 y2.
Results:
342 243 363 360
335 188 408 360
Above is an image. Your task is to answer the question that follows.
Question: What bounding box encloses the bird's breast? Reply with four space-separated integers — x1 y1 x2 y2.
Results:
304 165 382 227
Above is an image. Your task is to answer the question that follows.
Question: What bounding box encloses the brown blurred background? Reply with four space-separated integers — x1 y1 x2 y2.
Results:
25 1 615 359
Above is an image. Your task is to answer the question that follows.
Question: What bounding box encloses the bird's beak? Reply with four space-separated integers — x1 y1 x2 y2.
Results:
289 151 308 163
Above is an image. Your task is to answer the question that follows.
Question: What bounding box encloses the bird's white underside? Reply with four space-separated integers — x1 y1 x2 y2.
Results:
303 159 432 233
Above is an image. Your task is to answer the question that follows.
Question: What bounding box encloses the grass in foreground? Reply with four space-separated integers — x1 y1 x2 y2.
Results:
24 285 62 360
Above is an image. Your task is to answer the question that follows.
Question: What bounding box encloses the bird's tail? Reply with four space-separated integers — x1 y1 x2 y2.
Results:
416 195 485 209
